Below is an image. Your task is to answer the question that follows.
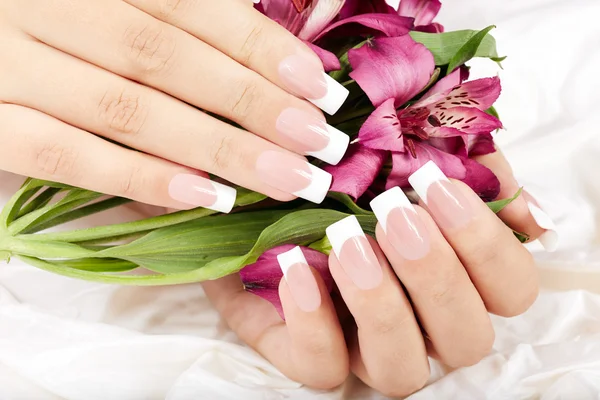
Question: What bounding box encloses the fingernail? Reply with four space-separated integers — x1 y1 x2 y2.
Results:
370 187 431 260
408 161 473 229
527 202 559 252
277 246 322 312
276 108 350 165
279 54 349 115
326 215 383 290
256 151 332 204
168 174 236 213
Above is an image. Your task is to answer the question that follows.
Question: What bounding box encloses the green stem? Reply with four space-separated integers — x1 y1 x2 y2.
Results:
4 236 95 259
17 188 62 218
328 105 374 126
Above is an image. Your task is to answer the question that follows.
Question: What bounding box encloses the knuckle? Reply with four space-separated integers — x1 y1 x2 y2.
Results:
123 23 177 76
207 135 238 171
98 89 147 135
302 329 335 359
498 275 539 317
226 80 262 120
363 297 411 336
116 165 145 199
449 329 495 368
35 142 77 179
236 23 265 65
375 370 429 398
158 0 195 21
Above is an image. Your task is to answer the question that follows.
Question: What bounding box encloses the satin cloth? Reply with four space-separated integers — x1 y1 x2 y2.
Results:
2 0 600 398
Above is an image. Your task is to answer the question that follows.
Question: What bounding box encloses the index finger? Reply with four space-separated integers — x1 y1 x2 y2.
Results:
475 150 559 252
124 0 349 115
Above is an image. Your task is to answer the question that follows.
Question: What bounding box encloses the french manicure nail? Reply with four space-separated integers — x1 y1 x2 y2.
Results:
371 187 431 260
168 174 236 213
408 161 473 229
279 54 349 115
276 108 350 165
256 151 332 204
277 246 322 312
527 202 559 252
326 215 383 290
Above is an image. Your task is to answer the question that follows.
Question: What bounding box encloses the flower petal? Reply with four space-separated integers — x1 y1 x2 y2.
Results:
258 0 312 35
398 0 441 26
429 107 503 136
359 98 405 152
298 0 346 42
339 0 393 19
349 36 435 107
468 133 496 157
387 141 465 188
460 158 501 202
422 66 469 98
325 144 387 199
305 42 341 71
414 22 444 33
314 13 413 42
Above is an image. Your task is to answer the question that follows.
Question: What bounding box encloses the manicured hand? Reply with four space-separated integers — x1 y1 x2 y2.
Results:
203 153 554 397
0 0 350 212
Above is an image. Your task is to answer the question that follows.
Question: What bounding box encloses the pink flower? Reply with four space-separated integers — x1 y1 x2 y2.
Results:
240 245 332 319
327 35 502 201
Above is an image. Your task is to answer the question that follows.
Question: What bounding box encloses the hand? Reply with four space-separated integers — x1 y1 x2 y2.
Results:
203 152 550 397
0 0 349 212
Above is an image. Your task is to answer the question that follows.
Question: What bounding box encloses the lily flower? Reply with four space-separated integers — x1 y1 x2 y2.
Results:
327 34 503 201
240 245 332 319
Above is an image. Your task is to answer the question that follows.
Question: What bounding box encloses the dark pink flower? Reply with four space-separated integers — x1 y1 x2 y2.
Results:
240 245 332 319
328 36 503 201
397 0 442 29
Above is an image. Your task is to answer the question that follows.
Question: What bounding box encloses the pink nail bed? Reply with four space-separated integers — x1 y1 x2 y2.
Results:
277 246 322 313
276 108 350 165
326 216 383 290
370 187 431 260
168 174 236 213
408 161 473 229
279 54 350 115
256 151 332 204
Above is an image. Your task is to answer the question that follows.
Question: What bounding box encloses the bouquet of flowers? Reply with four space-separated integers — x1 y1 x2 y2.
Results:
0 0 518 316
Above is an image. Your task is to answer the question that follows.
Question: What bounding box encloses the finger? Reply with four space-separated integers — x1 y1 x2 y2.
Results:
370 188 494 367
124 0 348 114
3 38 333 204
326 217 430 398
408 161 539 317
0 104 235 211
10 0 350 165
202 263 349 390
476 150 558 251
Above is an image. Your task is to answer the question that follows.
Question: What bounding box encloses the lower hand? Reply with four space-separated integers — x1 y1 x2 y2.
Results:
203 152 549 397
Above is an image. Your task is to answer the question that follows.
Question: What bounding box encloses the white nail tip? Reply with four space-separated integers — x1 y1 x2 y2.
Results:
408 161 449 204
277 246 308 278
308 73 350 116
326 215 365 257
527 202 559 252
211 182 237 214
307 124 350 166
370 187 414 232
293 164 332 204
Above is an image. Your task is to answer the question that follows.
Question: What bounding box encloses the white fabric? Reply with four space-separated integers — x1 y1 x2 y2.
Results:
2 0 600 398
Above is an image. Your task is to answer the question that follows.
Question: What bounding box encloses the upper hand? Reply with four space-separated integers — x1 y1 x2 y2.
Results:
0 0 348 211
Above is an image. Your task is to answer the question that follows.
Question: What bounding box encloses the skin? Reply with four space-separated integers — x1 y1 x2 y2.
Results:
0 0 544 395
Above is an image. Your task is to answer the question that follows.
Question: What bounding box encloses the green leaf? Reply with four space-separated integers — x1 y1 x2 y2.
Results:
98 210 288 274
446 25 497 73
0 180 42 228
28 188 267 244
309 236 332 255
46 258 138 273
410 27 502 66
514 231 530 243
327 192 372 215
486 106 500 119
17 188 62 218
0 251 10 262
487 188 523 213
